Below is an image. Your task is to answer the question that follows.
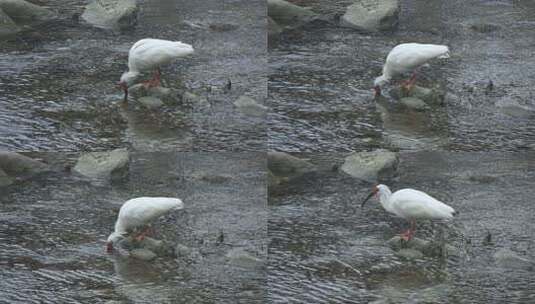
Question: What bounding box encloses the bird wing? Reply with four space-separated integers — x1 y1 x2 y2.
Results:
128 39 194 72
386 43 449 74
391 189 455 220
115 197 184 232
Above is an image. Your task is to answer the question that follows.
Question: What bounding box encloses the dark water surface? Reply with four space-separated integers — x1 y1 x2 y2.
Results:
0 152 266 303
268 0 535 152
0 0 266 151
268 151 535 303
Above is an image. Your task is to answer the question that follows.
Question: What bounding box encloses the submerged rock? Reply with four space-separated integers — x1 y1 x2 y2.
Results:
268 16 282 40
234 95 267 117
469 23 500 33
73 148 129 180
226 248 263 268
138 96 164 109
400 97 429 111
0 7 19 38
0 0 56 26
494 248 534 270
0 152 50 185
395 248 423 260
81 0 138 31
340 150 398 182
182 91 208 106
268 152 316 184
389 85 446 106
130 248 157 261
267 0 315 27
340 0 399 32
387 236 459 258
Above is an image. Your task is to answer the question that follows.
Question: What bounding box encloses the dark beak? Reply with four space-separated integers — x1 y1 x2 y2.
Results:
117 82 128 103
361 191 376 208
374 86 381 98
106 242 113 253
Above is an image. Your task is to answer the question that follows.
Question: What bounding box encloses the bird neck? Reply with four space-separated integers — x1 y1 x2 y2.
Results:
378 187 393 211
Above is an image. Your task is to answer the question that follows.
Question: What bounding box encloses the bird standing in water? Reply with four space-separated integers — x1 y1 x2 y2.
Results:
373 43 450 97
117 38 194 103
361 184 456 240
106 197 184 252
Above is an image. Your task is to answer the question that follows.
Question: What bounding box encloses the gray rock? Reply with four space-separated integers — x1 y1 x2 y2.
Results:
0 0 56 26
0 7 19 38
0 152 50 182
340 0 399 32
73 148 129 180
395 248 423 260
400 97 429 111
130 248 157 261
234 95 267 117
81 0 138 31
389 85 445 106
138 96 163 109
0 167 13 187
225 248 263 268
494 248 534 270
268 169 280 189
267 0 315 27
387 236 458 258
182 91 208 105
268 152 316 182
340 150 398 182
268 16 282 40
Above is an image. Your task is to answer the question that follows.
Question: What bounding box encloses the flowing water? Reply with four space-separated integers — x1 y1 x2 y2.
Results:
0 0 266 151
268 0 535 152
268 152 535 303
0 153 266 303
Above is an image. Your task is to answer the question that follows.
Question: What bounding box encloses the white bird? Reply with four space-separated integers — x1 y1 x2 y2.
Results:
106 197 184 252
373 43 450 97
361 184 456 240
117 38 194 102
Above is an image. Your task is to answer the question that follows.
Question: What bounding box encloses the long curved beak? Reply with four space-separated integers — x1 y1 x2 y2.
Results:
361 191 376 208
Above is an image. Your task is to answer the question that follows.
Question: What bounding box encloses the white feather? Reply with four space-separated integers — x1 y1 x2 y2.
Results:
113 197 184 234
128 38 194 73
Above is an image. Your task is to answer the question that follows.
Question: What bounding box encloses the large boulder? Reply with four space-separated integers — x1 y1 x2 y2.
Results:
340 150 398 182
0 152 50 186
340 0 399 32
73 148 130 180
81 0 138 31
0 0 56 26
234 95 267 117
267 0 315 27
0 7 19 38
494 248 534 270
268 152 316 186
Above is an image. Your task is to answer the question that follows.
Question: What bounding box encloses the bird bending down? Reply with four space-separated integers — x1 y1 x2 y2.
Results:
361 184 456 241
117 38 194 103
373 43 450 97
106 197 184 253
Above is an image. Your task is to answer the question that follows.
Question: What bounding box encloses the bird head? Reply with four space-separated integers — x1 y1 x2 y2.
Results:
361 184 379 207
361 184 390 208
373 75 389 97
106 232 126 253
117 71 139 102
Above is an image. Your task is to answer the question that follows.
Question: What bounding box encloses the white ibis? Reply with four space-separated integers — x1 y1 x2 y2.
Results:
106 197 184 252
361 184 456 240
373 43 450 97
117 38 194 102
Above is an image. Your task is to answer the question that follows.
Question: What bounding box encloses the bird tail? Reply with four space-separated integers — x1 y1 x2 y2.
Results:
438 46 450 59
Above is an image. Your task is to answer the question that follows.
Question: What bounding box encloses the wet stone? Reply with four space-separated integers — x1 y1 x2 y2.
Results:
268 16 282 40
0 167 13 187
267 0 315 28
234 95 267 117
81 0 138 31
130 248 157 261
73 148 130 181
138 96 164 109
225 248 263 269
494 248 534 270
395 248 424 260
340 0 400 32
268 152 316 183
469 23 500 33
0 7 19 38
389 85 445 106
400 97 429 111
340 149 399 182
0 152 50 180
0 0 56 26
